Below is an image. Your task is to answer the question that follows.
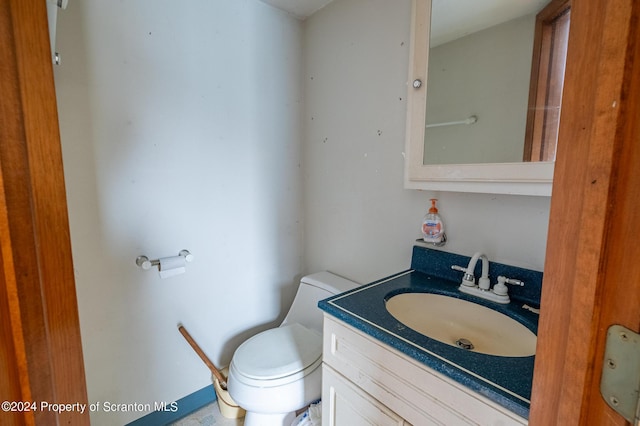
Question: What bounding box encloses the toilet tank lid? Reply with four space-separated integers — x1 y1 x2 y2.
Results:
300 271 359 295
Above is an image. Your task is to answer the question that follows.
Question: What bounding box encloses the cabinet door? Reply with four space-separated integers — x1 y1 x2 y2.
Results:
322 365 411 426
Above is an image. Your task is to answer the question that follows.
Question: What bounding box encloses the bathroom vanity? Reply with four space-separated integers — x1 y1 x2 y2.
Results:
321 317 526 425
319 246 542 425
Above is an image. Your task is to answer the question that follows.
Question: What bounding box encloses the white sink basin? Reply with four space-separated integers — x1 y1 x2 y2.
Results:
385 293 536 357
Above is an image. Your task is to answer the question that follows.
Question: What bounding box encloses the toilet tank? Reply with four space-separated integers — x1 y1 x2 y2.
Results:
281 271 359 332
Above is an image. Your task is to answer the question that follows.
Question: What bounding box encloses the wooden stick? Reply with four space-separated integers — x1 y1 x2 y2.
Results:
178 324 228 389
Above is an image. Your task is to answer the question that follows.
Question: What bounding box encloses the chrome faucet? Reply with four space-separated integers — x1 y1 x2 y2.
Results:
451 252 524 304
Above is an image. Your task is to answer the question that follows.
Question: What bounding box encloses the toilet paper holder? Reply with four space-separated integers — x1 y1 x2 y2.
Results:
136 250 194 270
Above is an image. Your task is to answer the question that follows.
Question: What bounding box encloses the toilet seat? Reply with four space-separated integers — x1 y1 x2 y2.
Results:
231 323 322 388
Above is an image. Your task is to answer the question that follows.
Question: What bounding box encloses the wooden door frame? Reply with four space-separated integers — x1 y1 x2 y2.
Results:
530 0 640 424
0 0 89 424
523 0 571 162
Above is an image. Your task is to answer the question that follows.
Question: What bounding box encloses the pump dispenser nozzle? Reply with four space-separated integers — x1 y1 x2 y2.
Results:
429 198 439 214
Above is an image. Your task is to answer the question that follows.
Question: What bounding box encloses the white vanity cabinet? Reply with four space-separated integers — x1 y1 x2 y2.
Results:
321 315 528 426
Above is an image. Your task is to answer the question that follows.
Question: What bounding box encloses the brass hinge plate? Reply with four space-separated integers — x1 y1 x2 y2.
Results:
600 324 640 424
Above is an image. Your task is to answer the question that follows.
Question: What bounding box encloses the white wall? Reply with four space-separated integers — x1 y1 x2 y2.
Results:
302 0 551 285
55 1 303 424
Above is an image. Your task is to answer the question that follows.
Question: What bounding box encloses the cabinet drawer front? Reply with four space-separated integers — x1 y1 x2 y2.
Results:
322 365 408 426
323 316 527 426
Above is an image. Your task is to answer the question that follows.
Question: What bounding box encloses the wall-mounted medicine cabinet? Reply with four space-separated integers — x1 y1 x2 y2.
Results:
404 0 570 196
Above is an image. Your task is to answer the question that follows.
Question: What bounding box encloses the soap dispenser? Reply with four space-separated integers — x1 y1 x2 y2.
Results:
422 198 445 245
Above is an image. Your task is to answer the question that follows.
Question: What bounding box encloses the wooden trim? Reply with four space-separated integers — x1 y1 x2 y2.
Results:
0 170 28 424
0 3 46 424
530 0 639 424
523 0 571 162
0 0 89 424
581 0 640 422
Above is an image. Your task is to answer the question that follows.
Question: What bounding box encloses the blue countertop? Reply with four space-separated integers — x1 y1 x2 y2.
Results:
318 246 542 419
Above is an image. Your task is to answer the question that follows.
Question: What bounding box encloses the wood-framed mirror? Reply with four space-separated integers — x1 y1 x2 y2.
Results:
404 0 570 196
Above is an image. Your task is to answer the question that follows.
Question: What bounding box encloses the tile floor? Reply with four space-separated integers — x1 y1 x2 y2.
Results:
170 401 243 426
169 399 319 426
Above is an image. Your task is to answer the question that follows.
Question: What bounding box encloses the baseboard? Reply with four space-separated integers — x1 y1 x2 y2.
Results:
125 384 217 426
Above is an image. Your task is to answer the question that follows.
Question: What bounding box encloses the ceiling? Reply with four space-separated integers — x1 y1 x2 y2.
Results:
257 0 549 42
431 0 549 46
258 0 336 20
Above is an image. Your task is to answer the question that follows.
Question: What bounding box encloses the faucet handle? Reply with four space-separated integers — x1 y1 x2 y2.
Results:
504 277 524 287
451 265 475 286
493 276 524 296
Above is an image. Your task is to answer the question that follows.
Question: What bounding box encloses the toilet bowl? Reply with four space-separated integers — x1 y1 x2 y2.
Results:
227 271 358 426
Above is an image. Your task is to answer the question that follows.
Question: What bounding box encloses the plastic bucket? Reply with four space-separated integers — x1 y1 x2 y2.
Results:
212 375 245 419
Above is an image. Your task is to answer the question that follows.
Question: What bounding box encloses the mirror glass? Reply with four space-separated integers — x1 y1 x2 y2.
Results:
423 0 567 165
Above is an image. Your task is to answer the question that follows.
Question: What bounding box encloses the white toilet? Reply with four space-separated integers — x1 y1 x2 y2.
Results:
227 271 358 426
